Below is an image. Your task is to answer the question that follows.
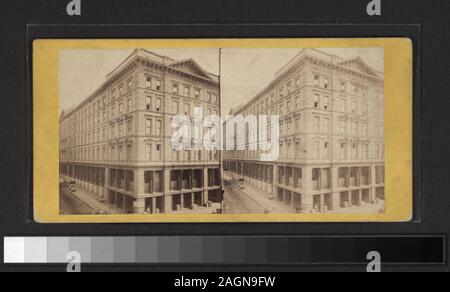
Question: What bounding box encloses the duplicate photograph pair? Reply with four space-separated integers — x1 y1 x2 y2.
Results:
33 38 412 223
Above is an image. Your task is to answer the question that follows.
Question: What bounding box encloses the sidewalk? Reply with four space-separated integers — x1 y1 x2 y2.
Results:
69 185 125 214
172 203 223 214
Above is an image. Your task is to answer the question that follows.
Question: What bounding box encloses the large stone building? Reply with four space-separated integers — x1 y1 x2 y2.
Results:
60 49 222 214
223 49 385 213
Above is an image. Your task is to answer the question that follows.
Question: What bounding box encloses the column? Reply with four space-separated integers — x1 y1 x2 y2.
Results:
94 168 99 195
134 169 144 199
164 195 173 214
75 166 79 185
152 197 157 214
98 169 104 199
370 165 377 203
330 166 340 211
104 168 109 200
273 165 278 196
320 194 325 212
358 189 363 207
84 167 88 189
301 194 314 213
133 198 146 214
89 167 94 192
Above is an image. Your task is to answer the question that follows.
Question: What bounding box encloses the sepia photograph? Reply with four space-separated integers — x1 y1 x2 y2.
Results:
221 48 385 214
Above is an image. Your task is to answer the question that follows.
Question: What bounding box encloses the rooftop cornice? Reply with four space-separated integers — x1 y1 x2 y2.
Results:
61 50 219 121
140 58 220 87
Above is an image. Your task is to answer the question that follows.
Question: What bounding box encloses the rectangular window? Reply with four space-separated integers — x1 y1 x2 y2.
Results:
172 83 179 94
362 123 368 137
184 103 190 115
194 88 200 99
324 118 330 133
362 102 368 115
313 116 320 133
172 149 179 161
324 96 330 110
324 142 329 158
146 76 152 88
323 77 329 89
126 145 132 161
184 86 190 97
339 120 346 135
340 98 346 112
313 141 320 159
352 101 358 114
352 143 358 158
314 94 320 108
119 103 123 114
127 119 133 135
156 120 162 136
127 99 132 112
340 143 346 158
362 144 368 158
145 118 152 135
314 75 320 87
155 80 162 91
173 100 179 114
156 98 162 112
119 123 123 137
340 81 346 92
156 144 162 160
352 121 358 135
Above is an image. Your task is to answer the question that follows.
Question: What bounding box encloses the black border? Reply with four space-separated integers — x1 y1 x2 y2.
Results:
25 23 421 225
